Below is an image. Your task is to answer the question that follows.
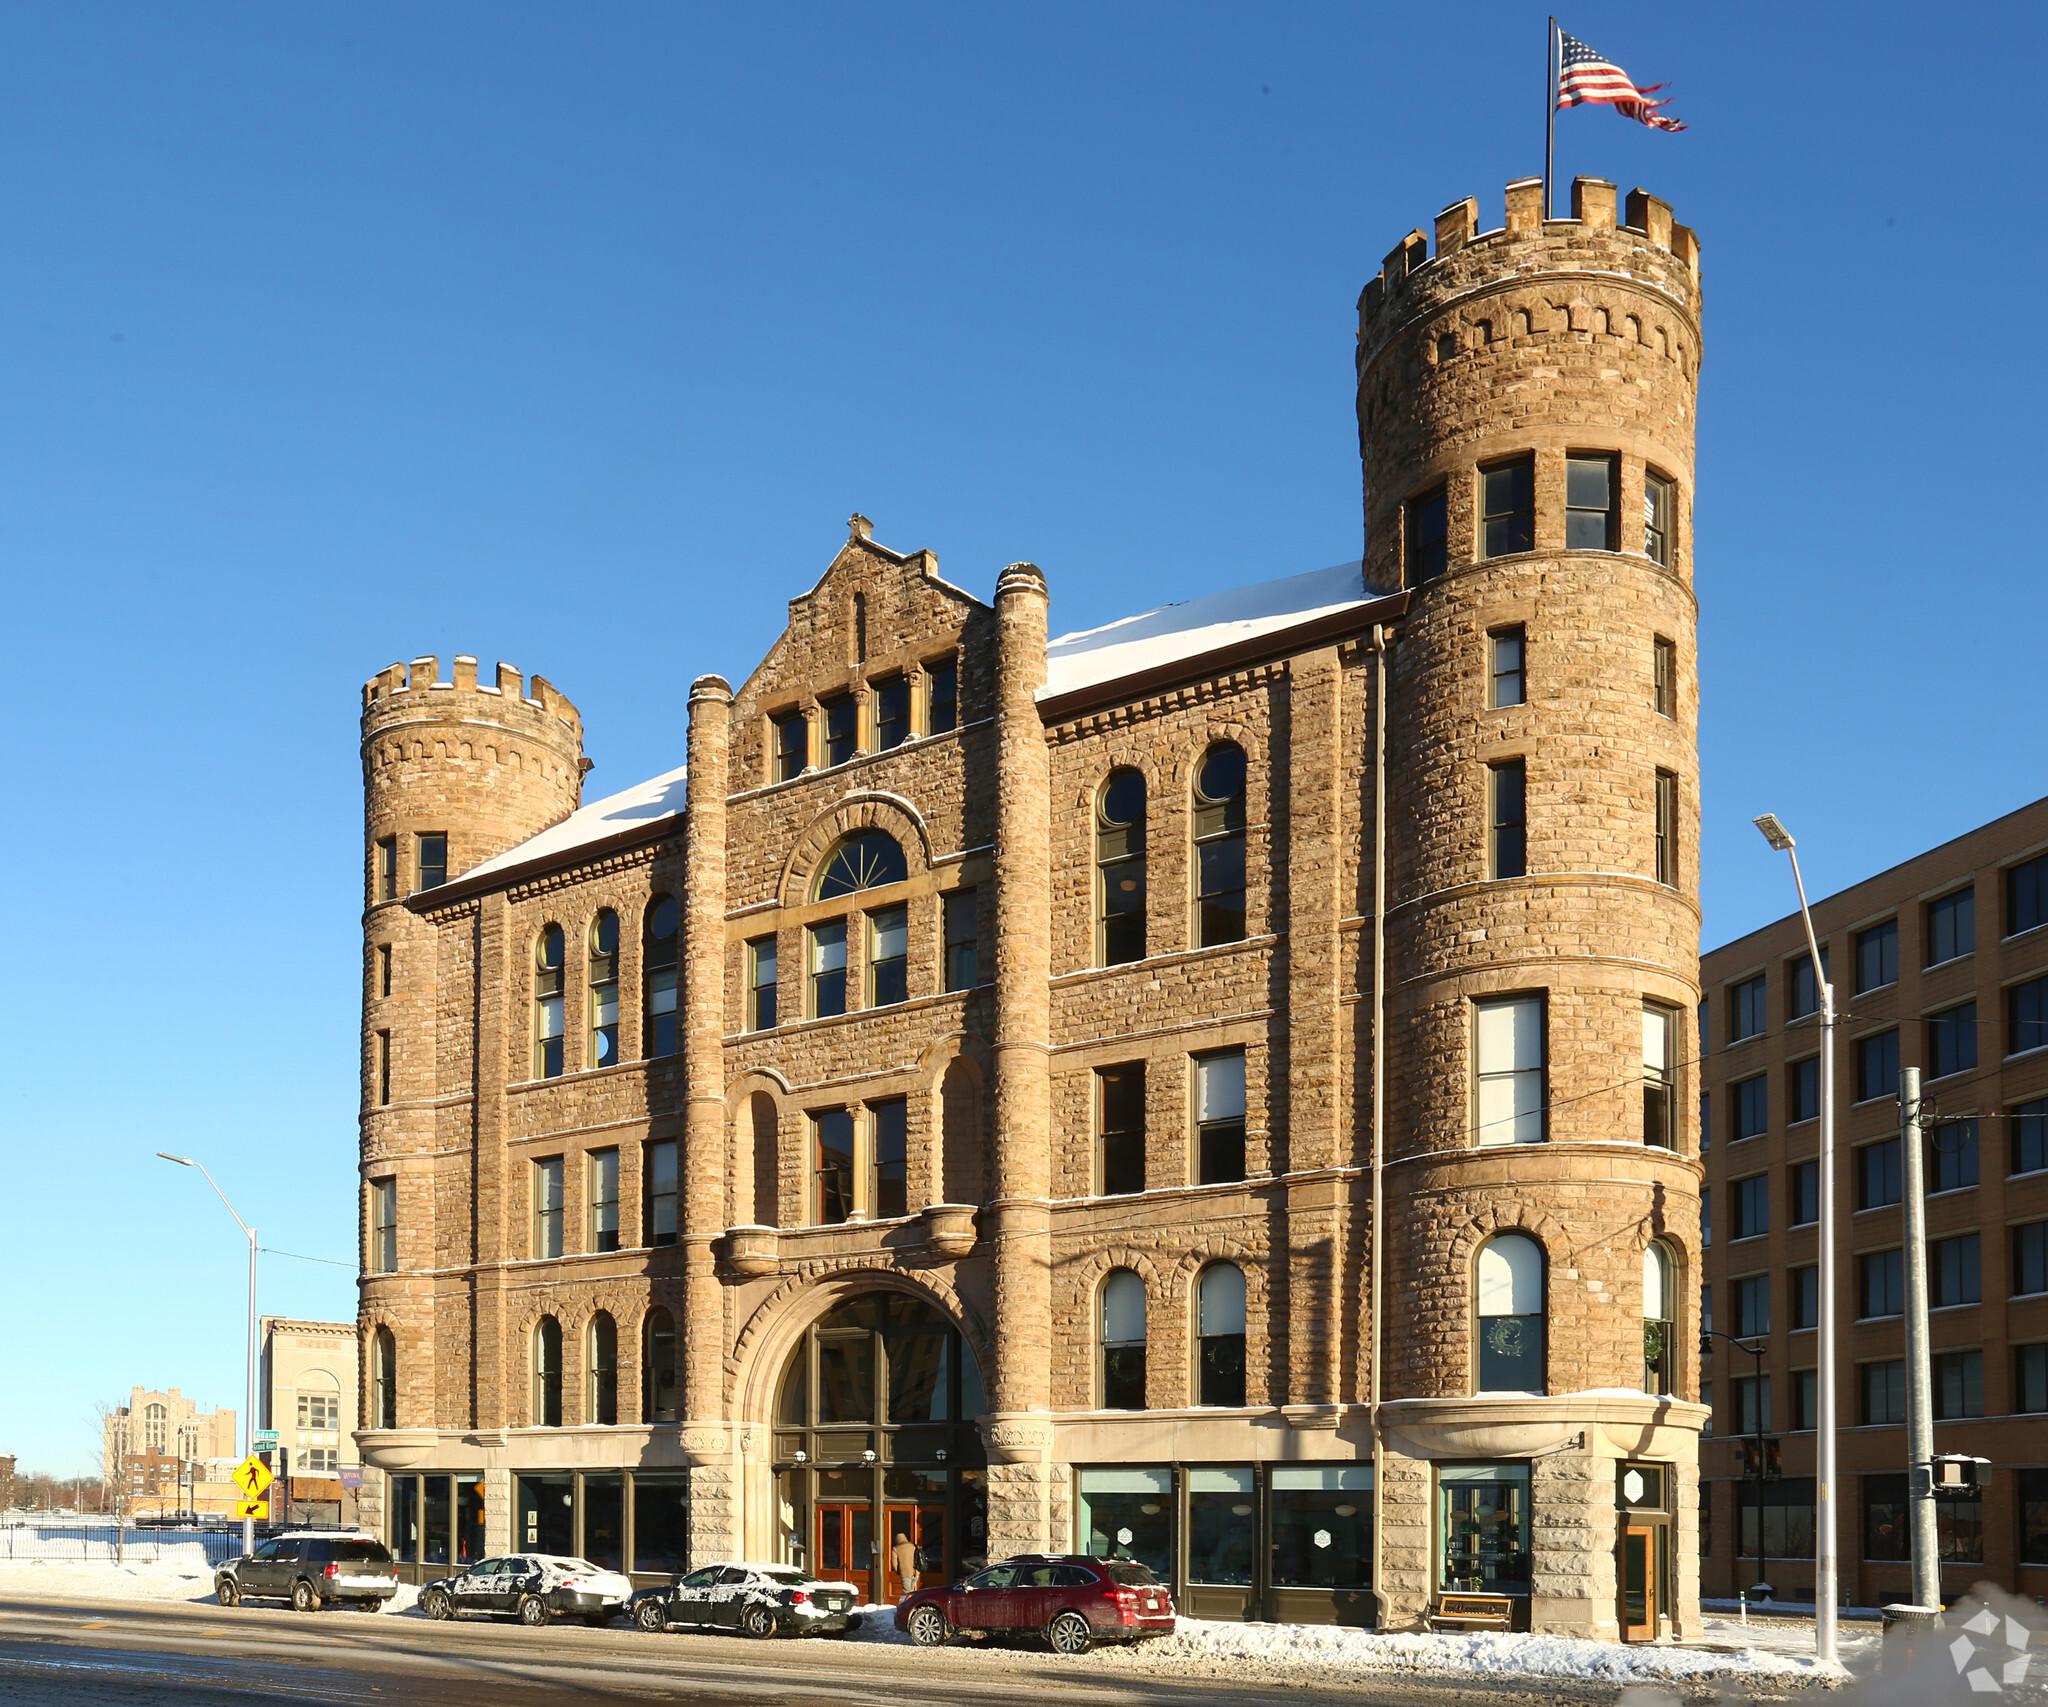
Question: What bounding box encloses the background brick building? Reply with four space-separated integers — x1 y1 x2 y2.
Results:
357 174 1707 1638
101 1387 237 1517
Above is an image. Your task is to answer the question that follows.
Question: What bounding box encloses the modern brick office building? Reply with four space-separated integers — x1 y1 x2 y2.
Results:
1699 796 2048 1603
356 174 1708 1638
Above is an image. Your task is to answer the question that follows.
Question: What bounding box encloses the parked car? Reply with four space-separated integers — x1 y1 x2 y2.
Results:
214 1533 398 1612
895 1555 1175 1654
417 1555 635 1627
629 1561 862 1638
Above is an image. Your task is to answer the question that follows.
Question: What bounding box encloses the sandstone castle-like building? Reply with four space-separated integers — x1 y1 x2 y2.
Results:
357 174 1706 1639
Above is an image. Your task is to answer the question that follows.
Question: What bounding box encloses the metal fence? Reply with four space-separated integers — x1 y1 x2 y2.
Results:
0 1524 240 1567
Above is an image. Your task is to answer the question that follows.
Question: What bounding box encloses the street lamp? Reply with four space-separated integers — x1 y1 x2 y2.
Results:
1752 815 1838 1665
157 1152 259 1559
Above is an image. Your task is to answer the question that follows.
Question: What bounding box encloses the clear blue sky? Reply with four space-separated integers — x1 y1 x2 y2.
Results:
5 2 2042 1479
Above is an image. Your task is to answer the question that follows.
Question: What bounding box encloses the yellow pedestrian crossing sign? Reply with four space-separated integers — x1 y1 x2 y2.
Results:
230 1456 274 1501
234 1497 269 1520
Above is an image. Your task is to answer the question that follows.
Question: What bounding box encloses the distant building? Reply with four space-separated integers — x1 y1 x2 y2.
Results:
103 1388 237 1517
0 1456 15 1510
261 1317 362 1524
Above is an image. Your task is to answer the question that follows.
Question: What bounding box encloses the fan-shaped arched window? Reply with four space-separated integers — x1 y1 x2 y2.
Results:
372 1327 397 1431
586 1312 617 1425
644 897 679 1059
1475 1234 1546 1393
532 1316 563 1426
813 831 907 901
1100 1270 1147 1410
1096 769 1146 966
644 1308 677 1424
534 925 566 1079
1193 742 1248 947
588 911 619 1069
1196 1263 1247 1406
1643 1241 1677 1395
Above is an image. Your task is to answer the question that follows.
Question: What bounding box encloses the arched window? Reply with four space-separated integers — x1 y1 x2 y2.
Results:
586 1313 618 1425
1193 743 1248 947
1096 769 1146 966
534 925 565 1079
1643 1241 1677 1395
813 830 907 901
1100 1270 1147 1409
533 1316 563 1426
588 911 619 1069
371 1327 397 1431
644 1308 677 1424
1196 1263 1247 1406
1475 1234 1546 1393
644 897 679 1058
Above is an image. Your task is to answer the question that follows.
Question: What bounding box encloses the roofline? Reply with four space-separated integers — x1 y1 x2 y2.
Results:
410 812 683 912
1037 589 1410 724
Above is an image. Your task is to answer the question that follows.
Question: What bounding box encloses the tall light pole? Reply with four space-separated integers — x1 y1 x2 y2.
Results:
157 1152 259 1559
1753 815 1837 1665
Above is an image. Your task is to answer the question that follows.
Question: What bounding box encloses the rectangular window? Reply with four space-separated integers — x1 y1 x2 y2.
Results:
1864 1474 1910 1560
869 1099 908 1221
1733 1073 1768 1141
370 1177 397 1274
644 1140 677 1247
1700 1191 1710 1246
1733 1273 1769 1337
1481 458 1534 558
943 889 978 991
1791 1056 1820 1124
1406 484 1448 583
1731 975 1767 1041
1927 888 1975 964
1652 634 1676 716
1855 919 1899 993
586 1149 619 1253
1488 760 1526 879
1270 1465 1373 1591
1857 1137 1902 1208
747 936 778 1031
2016 1345 2048 1413
1437 1463 1531 1594
415 833 447 892
1732 1174 1768 1240
1565 453 1618 550
1699 1092 1710 1151
2021 1469 2048 1567
1733 1373 1770 1435
2009 974 2048 1056
1858 1249 1904 1318
1488 626 1525 708
1935 1349 1985 1419
809 920 847 1018
2014 1221 2048 1296
1856 1030 1900 1102
1790 1160 1819 1227
378 943 392 998
1790 1263 1819 1330
1642 1005 1675 1147
376 1030 392 1107
1932 1233 1981 1306
532 1157 564 1260
377 837 398 902
1644 471 1674 565
774 710 808 782
1860 1359 1906 1425
1698 999 1709 1054
820 693 857 767
925 658 959 734
2015 1098 2048 1175
1929 1118 1979 1192
812 1110 855 1225
1792 1368 1818 1431
2008 851 2048 937
1475 994 1545 1145
867 905 908 1008
874 676 911 751
1097 1065 1145 1196
1195 1050 1248 1185
1654 769 1679 886
1789 949 1830 1020
1928 1002 1978 1079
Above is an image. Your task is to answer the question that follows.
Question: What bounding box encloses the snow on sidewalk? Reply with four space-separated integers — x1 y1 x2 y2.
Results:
0 1560 421 1613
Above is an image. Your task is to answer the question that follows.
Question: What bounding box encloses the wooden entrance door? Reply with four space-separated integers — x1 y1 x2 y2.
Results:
882 1504 947 1600
1620 1524 1657 1642
815 1503 873 1601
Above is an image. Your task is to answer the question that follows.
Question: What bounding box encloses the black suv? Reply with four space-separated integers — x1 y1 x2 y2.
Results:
215 1533 398 1612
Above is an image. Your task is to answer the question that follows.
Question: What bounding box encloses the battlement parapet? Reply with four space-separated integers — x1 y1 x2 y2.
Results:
361 654 582 740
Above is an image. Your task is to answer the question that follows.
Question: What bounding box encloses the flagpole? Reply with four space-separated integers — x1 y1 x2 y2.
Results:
1544 16 1557 218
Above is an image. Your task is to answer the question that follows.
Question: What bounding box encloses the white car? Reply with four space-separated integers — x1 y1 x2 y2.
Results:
419 1554 635 1627
629 1561 863 1638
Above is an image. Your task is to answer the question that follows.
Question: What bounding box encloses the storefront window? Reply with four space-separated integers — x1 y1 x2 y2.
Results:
455 1476 485 1565
1077 1466 1172 1581
1439 1463 1531 1593
1936 1489 1985 1563
633 1472 689 1574
423 1475 451 1565
389 1474 420 1563
1186 1466 1255 1586
1270 1465 1372 1589
584 1473 624 1570
517 1473 574 1556
1738 1477 1816 1559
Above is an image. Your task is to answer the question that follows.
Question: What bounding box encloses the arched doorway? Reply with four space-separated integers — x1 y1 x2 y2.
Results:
771 1290 987 1602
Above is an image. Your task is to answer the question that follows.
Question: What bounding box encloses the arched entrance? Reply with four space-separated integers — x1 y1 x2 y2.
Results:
771 1290 987 1602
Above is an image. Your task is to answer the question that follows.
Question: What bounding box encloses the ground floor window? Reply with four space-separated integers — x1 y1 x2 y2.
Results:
1076 1466 1174 1582
2021 1469 2048 1567
385 1474 484 1566
1863 1473 1910 1561
1737 1477 1816 1561
517 1474 575 1556
1935 1488 1985 1563
1269 1465 1372 1590
1438 1462 1531 1594
1186 1466 1255 1586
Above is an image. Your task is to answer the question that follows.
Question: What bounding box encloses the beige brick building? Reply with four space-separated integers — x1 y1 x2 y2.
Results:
357 174 1707 1638
1700 796 2048 1604
261 1318 362 1523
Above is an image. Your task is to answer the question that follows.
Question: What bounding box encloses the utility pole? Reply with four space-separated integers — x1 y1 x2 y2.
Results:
1899 1067 1941 1609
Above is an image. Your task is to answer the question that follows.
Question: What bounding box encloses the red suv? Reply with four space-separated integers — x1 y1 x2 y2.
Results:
894 1554 1175 1654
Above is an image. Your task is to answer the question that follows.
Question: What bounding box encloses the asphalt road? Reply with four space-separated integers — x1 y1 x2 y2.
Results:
0 1594 1660 1707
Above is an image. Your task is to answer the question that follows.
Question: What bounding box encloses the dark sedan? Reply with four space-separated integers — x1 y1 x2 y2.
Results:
895 1555 1175 1654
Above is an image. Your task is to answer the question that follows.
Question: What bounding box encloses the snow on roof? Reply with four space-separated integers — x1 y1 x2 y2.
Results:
462 761 689 883
1041 561 1367 701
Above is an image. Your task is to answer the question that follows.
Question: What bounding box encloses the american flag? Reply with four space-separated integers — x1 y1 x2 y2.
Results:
1556 31 1686 131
